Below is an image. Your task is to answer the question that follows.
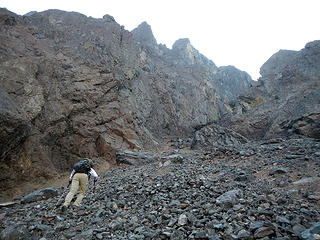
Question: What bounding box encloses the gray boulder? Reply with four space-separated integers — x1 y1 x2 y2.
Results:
216 189 243 208
20 187 59 204
191 123 248 150
301 222 320 240
160 154 184 164
0 224 30 240
116 151 159 166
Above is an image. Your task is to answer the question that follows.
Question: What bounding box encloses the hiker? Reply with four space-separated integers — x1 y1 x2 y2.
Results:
61 158 98 212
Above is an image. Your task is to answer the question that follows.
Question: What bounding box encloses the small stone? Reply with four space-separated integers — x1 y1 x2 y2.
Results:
108 220 122 230
276 198 287 205
254 226 275 238
237 229 250 239
54 222 70 231
0 202 17 208
233 204 242 211
307 195 320 200
314 234 320 240
216 189 242 208
178 214 188 226
285 154 299 159
235 174 250 181
276 216 291 224
168 218 177 227
300 222 320 239
292 224 306 236
161 231 172 237
310 222 320 234
96 233 103 239
194 230 207 239
269 168 288 175
64 232 77 238
179 203 188 209
293 177 320 185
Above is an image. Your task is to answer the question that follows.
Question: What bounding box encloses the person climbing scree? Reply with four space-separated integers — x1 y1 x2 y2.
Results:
60 158 98 213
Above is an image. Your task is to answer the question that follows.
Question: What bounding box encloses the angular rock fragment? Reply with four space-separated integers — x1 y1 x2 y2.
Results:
216 189 243 208
20 187 59 204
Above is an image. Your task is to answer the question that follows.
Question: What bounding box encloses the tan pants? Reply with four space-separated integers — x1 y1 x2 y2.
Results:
63 173 88 207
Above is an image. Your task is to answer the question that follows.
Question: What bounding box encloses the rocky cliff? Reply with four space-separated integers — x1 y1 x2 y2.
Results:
0 8 252 196
0 7 320 239
224 40 320 140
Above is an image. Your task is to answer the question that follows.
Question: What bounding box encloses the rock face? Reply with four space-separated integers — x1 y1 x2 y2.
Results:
1 6 320 240
0 8 252 196
0 8 147 194
225 40 320 140
130 27 252 137
1 6 319 205
191 123 248 150
132 21 157 51
0 89 29 160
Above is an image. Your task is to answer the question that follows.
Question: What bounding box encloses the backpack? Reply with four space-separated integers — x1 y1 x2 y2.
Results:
73 159 91 174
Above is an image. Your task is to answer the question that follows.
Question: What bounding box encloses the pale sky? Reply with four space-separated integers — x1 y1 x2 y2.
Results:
1 0 320 80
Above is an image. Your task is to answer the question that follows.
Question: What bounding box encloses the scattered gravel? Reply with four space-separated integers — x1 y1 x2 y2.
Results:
1 138 319 239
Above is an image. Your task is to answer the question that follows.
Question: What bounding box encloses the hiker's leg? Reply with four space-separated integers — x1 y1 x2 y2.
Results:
74 174 88 207
63 175 80 207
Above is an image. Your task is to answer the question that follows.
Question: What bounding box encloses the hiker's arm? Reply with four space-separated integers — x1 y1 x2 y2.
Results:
89 168 98 183
69 170 75 182
67 170 75 187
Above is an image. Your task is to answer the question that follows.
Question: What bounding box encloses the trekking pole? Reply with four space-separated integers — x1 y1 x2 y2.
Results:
44 182 71 217
93 179 97 192
55 181 71 208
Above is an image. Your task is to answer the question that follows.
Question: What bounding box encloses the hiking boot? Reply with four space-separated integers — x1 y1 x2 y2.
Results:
60 205 67 213
71 205 79 211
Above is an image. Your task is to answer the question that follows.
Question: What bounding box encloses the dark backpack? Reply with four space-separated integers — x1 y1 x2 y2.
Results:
73 159 91 174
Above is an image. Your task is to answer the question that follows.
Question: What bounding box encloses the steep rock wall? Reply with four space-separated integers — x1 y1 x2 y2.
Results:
226 41 320 140
0 8 251 193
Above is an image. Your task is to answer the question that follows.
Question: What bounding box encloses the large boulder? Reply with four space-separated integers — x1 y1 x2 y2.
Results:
20 187 59 203
191 123 248 149
0 224 30 240
116 151 159 166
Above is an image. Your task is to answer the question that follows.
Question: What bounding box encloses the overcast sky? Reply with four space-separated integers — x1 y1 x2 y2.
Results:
1 0 320 80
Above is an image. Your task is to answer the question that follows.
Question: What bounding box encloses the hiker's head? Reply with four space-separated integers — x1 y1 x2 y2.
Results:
88 159 94 167
84 158 94 167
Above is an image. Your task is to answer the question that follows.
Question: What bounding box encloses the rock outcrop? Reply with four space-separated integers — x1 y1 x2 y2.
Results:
225 40 320 140
0 8 252 196
132 21 158 52
1 6 320 239
1 6 319 204
191 123 248 150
